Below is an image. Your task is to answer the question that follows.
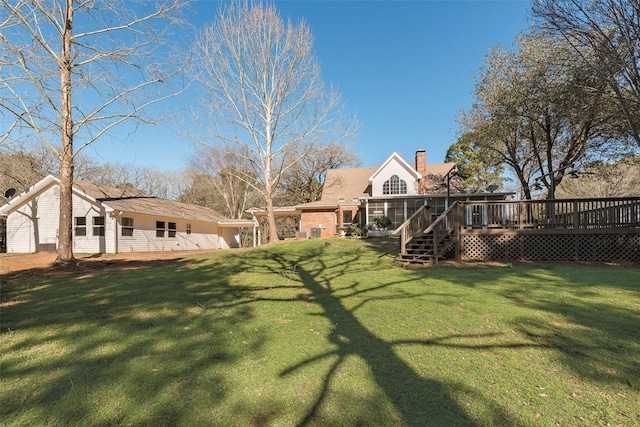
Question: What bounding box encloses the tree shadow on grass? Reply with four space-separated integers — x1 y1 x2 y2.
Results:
412 262 640 418
0 256 263 425
270 245 527 427
510 298 640 390
3 242 594 426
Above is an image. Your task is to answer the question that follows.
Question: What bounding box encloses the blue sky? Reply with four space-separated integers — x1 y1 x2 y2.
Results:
88 0 532 171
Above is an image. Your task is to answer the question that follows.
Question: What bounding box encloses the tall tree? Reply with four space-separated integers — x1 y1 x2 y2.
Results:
0 0 186 263
460 32 615 199
533 0 640 148
445 132 504 193
190 1 357 242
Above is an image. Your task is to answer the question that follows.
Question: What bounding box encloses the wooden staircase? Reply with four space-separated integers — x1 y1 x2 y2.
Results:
396 229 455 266
393 203 461 266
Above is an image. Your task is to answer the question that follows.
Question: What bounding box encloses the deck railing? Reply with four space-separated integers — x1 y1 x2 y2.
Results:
395 202 464 257
460 197 640 230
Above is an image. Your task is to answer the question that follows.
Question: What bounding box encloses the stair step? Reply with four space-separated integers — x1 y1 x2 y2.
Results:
398 231 455 266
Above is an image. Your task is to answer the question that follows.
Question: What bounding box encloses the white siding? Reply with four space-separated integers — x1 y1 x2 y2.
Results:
371 158 420 197
6 184 60 253
6 211 34 253
220 227 241 249
113 214 222 252
72 192 108 254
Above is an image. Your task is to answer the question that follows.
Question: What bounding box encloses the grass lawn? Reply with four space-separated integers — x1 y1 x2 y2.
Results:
1 238 639 426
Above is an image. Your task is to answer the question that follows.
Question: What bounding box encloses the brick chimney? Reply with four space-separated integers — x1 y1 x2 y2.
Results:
415 149 427 194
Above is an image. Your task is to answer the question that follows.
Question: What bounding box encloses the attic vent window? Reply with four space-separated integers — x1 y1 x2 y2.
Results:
338 198 345 202
383 175 407 195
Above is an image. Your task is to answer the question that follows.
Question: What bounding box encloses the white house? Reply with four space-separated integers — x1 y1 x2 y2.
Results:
0 175 254 253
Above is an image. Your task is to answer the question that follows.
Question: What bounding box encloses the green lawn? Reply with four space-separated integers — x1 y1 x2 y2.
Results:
1 238 639 426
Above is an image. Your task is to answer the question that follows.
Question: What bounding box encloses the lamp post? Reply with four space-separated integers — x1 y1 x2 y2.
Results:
443 165 458 211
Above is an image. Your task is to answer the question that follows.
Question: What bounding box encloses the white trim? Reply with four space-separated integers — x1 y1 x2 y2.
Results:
368 152 422 183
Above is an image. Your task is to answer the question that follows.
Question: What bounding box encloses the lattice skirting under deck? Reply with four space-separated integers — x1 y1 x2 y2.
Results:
459 232 640 262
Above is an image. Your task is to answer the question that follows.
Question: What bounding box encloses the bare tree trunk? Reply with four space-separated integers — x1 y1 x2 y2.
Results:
264 156 279 243
265 187 279 243
57 0 74 264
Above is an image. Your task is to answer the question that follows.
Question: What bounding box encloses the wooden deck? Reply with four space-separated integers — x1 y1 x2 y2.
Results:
396 197 640 265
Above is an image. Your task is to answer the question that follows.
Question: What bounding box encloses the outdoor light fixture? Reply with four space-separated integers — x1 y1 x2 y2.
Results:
443 165 458 210
529 163 582 227
530 163 578 200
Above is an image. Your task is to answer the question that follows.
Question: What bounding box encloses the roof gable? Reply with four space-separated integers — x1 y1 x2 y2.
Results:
0 174 59 215
369 152 421 182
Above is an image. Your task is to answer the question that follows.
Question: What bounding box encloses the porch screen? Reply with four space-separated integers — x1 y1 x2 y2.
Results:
386 200 405 230
368 201 385 226
406 199 426 219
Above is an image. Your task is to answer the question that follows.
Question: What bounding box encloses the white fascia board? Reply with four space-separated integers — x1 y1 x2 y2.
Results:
368 152 422 182
0 174 59 215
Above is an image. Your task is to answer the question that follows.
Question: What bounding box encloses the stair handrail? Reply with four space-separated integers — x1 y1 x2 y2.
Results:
416 202 462 260
392 205 432 255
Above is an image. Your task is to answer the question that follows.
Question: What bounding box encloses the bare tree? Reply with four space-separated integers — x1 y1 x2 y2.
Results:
181 147 258 219
190 1 357 242
556 155 640 198
0 144 56 196
0 0 187 263
533 0 640 147
87 163 182 199
277 142 360 205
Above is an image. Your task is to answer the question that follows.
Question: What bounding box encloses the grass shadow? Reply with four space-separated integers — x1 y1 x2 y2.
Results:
2 241 638 425
1 255 263 425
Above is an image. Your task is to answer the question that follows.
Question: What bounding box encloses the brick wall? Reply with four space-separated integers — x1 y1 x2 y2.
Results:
415 149 427 194
301 210 336 238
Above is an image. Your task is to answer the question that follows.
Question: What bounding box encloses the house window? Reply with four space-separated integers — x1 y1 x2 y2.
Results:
121 217 134 237
383 175 407 195
93 216 105 236
342 210 353 226
186 224 192 235
74 217 86 236
168 222 177 238
156 221 165 238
